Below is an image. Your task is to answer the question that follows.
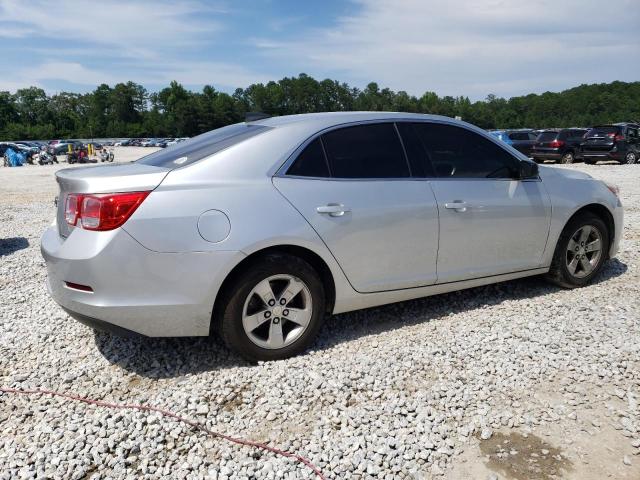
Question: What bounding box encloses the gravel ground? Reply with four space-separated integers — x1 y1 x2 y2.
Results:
1 154 639 480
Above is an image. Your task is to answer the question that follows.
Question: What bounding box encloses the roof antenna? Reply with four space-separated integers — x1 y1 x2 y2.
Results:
245 112 271 122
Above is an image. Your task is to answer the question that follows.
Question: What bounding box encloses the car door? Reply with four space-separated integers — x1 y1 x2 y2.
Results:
273 122 440 293
406 121 551 283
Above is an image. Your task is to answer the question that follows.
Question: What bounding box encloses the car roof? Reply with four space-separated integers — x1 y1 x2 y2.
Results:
251 111 457 130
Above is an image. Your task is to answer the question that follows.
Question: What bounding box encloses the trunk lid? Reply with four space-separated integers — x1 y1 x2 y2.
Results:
582 126 620 152
55 163 170 237
535 131 559 150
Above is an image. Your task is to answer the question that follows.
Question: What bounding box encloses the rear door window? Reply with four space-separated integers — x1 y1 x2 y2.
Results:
412 122 519 179
322 123 410 178
137 123 270 168
287 138 330 177
395 122 434 177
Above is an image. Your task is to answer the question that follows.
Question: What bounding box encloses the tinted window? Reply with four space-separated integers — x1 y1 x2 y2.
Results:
287 138 330 177
538 131 558 142
509 132 529 141
527 132 538 141
322 123 409 178
586 126 621 137
396 122 434 177
412 123 519 178
137 123 270 168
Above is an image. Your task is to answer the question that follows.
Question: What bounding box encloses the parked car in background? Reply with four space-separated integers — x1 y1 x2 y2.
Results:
49 141 82 155
489 129 538 157
42 112 623 361
1 142 35 163
581 123 640 164
15 142 40 156
114 139 130 146
0 142 22 157
531 128 588 164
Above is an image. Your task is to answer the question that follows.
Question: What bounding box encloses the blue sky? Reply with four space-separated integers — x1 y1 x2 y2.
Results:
1 0 638 100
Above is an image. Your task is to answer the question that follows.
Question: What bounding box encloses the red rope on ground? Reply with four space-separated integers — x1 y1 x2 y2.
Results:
0 386 327 479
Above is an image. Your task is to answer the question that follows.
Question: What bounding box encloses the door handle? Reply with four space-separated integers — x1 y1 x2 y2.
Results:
316 203 351 217
444 201 469 212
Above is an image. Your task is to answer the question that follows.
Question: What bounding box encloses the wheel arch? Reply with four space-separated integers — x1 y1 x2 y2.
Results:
564 203 615 256
210 244 336 335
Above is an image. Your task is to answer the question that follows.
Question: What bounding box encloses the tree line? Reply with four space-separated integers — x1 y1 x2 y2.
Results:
1 75 638 140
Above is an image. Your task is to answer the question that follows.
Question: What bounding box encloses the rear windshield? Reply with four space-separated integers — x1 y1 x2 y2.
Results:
586 126 621 137
137 123 270 168
538 131 558 142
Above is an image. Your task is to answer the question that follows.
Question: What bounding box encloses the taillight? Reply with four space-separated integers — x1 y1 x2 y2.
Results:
64 194 80 225
614 134 625 141
549 140 565 148
64 191 149 231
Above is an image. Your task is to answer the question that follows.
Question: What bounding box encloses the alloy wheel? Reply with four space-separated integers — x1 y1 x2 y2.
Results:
242 274 313 349
565 225 602 279
625 152 637 165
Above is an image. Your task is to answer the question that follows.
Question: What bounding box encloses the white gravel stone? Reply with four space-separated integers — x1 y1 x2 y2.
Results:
1 159 639 478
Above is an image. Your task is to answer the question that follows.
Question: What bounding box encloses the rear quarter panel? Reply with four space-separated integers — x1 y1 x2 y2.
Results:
122 130 357 313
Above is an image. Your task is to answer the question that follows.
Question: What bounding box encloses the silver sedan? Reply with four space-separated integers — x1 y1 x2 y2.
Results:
41 112 623 361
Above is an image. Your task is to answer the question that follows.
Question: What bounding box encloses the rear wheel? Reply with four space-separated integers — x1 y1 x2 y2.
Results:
546 213 609 288
218 254 325 362
560 152 574 164
625 152 637 165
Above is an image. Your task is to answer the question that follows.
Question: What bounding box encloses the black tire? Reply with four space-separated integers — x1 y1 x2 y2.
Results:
560 151 574 164
546 212 609 288
218 253 326 362
624 152 637 165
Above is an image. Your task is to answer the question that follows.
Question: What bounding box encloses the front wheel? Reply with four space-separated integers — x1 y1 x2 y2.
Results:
624 152 637 165
546 213 609 288
218 254 326 362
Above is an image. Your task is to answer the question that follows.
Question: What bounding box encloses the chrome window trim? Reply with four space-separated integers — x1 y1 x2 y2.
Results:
274 117 536 182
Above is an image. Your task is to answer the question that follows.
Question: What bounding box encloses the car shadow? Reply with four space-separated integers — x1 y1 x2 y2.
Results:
93 333 252 379
0 237 29 257
316 258 627 350
94 258 627 378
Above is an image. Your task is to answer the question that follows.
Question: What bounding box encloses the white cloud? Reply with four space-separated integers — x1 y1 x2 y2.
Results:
0 0 222 56
254 0 640 98
0 0 271 92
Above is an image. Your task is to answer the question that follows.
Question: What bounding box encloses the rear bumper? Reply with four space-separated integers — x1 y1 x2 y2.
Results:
61 306 142 337
582 151 622 161
41 224 245 337
532 152 562 161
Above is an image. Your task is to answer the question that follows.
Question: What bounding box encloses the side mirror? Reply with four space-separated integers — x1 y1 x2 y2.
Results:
519 159 539 179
